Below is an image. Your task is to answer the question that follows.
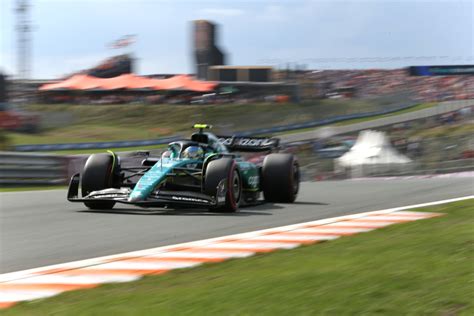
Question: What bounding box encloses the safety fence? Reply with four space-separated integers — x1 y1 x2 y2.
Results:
0 151 156 186
337 159 474 179
299 159 474 181
1 150 472 186
296 131 474 181
0 152 69 186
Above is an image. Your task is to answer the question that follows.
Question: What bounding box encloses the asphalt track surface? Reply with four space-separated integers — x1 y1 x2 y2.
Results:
1 178 472 274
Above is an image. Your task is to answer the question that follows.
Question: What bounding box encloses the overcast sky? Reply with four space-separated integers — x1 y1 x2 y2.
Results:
0 0 472 78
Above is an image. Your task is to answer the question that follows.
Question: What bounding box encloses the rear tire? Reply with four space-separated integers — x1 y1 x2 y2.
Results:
81 153 117 210
204 158 241 213
262 153 299 203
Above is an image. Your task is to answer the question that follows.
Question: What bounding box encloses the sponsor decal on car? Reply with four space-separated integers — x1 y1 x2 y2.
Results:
170 196 210 204
236 138 275 147
217 137 233 146
247 176 259 188
218 137 278 148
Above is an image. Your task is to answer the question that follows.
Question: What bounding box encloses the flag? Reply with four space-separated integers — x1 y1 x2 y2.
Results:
108 35 136 49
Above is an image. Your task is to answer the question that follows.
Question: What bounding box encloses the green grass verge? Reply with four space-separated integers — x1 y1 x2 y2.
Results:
4 199 473 315
7 125 162 145
411 122 474 139
271 102 434 136
7 100 401 146
333 102 436 126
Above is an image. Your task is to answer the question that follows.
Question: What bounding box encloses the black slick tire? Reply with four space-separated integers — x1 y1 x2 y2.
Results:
262 153 299 203
81 153 117 210
204 158 241 213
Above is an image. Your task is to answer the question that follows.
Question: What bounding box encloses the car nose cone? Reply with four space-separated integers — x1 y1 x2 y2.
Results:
128 192 144 202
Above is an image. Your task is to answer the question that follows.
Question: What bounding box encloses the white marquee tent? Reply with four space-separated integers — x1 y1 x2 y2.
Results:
337 130 411 168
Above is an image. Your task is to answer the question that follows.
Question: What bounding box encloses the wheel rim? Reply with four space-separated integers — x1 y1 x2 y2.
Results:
232 170 241 202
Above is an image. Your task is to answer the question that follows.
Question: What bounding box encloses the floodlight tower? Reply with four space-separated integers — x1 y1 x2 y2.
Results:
16 0 32 80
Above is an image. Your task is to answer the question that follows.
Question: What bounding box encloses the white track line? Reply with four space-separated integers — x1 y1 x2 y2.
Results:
324 221 393 228
146 251 254 259
0 290 60 303
84 261 201 271
198 241 300 250
8 274 138 284
245 234 339 242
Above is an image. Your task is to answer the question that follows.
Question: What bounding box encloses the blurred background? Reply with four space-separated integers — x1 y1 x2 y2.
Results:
0 0 472 186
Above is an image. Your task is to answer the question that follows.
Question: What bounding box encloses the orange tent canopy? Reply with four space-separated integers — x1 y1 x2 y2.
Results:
39 74 101 91
39 74 217 92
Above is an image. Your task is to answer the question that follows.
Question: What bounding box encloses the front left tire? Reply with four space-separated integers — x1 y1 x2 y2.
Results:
81 153 118 210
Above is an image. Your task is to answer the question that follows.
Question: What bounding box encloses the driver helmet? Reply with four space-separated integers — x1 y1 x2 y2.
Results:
181 146 204 159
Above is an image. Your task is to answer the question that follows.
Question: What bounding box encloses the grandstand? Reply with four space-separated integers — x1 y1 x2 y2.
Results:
4 46 472 105
290 68 474 102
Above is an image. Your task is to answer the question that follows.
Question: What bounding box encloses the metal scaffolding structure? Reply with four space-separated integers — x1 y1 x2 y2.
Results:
16 0 32 80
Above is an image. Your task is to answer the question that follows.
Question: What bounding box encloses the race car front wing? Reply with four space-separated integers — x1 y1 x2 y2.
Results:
67 173 227 208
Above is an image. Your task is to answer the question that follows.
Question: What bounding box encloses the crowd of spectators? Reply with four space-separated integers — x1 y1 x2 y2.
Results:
39 92 292 105
298 69 474 102
33 67 474 105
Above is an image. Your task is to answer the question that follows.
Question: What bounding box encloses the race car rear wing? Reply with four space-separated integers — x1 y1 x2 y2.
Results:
217 136 280 152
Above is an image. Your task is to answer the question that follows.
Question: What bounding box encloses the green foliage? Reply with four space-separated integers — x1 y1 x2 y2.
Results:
0 130 11 150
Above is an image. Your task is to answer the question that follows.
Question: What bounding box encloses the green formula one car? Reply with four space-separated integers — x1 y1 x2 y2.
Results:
68 124 300 212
